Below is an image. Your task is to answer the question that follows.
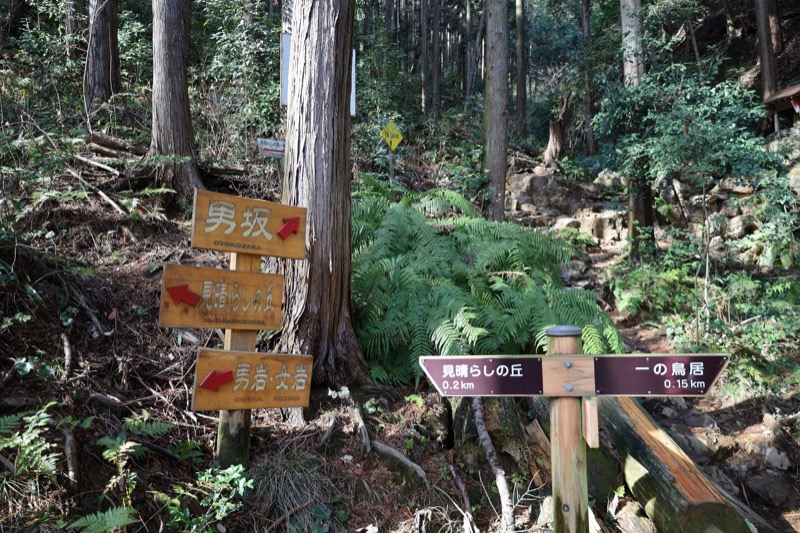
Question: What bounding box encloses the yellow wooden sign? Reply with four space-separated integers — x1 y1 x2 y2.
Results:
192 190 307 259
192 349 312 411
380 120 403 151
159 264 282 331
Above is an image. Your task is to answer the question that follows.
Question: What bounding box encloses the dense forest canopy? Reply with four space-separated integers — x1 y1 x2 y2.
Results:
0 0 799 531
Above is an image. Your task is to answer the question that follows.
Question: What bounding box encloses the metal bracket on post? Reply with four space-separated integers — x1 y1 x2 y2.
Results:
546 325 590 533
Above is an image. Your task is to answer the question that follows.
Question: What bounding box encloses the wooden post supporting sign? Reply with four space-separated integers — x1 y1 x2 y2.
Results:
216 252 259 468
158 190 308 468
419 327 730 533
546 326 590 533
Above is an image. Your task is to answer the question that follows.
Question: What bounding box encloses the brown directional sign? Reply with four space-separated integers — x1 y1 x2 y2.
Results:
593 354 728 396
159 264 282 331
419 356 543 396
192 349 312 411
192 190 306 259
420 354 728 397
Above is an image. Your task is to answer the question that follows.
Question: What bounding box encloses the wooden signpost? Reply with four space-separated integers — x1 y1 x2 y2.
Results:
420 326 729 533
158 190 308 467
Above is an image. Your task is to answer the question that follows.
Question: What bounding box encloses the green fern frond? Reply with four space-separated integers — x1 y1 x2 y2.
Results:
124 410 175 437
67 506 138 533
0 413 21 436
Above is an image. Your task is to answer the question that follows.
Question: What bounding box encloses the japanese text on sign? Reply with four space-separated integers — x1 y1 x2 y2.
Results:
192 350 314 411
191 190 307 259
199 280 275 316
233 361 308 393
420 356 543 396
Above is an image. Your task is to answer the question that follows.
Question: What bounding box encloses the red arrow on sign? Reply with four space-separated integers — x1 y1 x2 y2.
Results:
277 217 300 240
199 369 234 391
167 284 201 306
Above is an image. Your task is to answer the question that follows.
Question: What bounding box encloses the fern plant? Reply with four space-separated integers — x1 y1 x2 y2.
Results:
0 402 61 512
352 189 623 385
67 506 138 533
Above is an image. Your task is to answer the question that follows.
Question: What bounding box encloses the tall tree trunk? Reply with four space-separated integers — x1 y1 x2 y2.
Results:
421 0 429 113
65 0 85 60
620 0 643 86
766 0 781 55
620 0 653 261
514 0 526 137
581 0 596 156
84 0 120 120
281 0 370 387
755 0 776 100
484 0 508 222
432 0 441 121
149 0 203 203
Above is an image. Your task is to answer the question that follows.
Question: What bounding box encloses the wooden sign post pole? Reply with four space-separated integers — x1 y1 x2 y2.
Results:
546 326 590 533
216 252 259 467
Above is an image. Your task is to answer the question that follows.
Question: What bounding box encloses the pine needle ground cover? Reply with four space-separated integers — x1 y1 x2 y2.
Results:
351 188 623 385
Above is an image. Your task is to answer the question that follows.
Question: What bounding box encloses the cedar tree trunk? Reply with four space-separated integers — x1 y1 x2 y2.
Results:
84 0 120 118
281 0 369 387
484 0 508 222
149 0 203 202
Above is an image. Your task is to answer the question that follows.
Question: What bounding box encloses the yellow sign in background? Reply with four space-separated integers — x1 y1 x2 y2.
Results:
192 349 313 411
192 190 307 259
159 264 283 331
380 120 403 151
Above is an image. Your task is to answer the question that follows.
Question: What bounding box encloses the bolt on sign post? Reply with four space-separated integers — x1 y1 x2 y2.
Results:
419 328 728 533
158 189 308 468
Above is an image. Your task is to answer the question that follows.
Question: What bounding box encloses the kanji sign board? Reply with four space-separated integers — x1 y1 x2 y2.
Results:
193 349 312 410
159 264 283 331
420 354 728 397
192 190 306 259
256 138 285 158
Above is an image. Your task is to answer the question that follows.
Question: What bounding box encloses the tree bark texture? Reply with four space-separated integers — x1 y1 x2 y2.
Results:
84 0 120 118
514 0 526 137
420 0 428 113
581 0 596 156
543 96 571 168
598 397 778 533
620 0 653 260
281 0 370 387
755 0 776 99
431 0 441 121
484 0 508 222
766 0 781 55
150 0 203 202
65 0 86 60
620 0 643 86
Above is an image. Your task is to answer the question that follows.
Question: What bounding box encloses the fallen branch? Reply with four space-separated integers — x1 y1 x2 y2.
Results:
449 465 480 533
67 169 126 215
61 333 73 384
59 426 79 493
90 132 148 155
472 397 514 532
73 154 120 176
372 440 428 486
265 498 313 532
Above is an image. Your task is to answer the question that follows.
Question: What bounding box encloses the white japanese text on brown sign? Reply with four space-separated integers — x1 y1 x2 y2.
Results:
193 349 312 411
159 264 283 331
192 190 306 259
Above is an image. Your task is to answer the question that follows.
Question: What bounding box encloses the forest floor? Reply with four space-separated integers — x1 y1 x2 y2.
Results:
1 170 798 532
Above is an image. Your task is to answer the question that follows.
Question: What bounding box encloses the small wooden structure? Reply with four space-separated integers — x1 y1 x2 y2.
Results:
764 83 800 132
